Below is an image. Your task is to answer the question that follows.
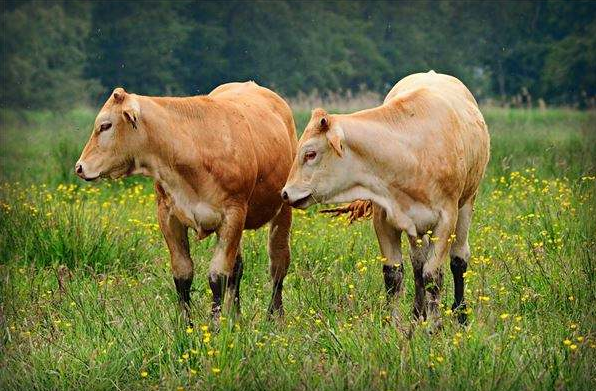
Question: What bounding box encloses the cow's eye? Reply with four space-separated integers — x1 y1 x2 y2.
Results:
304 151 317 162
99 122 112 132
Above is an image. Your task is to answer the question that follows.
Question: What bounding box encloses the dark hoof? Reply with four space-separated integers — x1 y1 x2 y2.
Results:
457 312 468 325
267 306 284 320
413 307 426 321
452 302 468 325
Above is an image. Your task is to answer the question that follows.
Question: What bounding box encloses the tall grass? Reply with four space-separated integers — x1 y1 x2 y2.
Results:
0 183 152 271
0 107 594 390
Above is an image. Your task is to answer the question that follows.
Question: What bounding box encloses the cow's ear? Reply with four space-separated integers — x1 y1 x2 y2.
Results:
122 99 140 130
326 129 343 157
123 109 137 129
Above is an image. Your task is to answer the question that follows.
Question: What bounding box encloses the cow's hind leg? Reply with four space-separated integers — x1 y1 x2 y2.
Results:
267 204 292 317
156 186 194 325
450 200 474 324
408 236 429 321
421 205 458 331
373 205 405 331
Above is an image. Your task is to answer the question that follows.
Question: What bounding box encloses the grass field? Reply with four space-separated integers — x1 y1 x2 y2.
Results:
0 107 595 390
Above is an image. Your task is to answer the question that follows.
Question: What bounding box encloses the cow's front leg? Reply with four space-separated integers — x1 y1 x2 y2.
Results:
208 204 246 323
267 203 292 317
421 206 458 331
373 205 405 331
157 190 194 326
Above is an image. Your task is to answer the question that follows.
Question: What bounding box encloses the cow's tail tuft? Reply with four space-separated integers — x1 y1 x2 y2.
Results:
319 200 373 223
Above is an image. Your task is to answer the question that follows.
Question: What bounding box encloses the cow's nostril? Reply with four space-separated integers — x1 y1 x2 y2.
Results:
281 191 289 201
75 164 83 175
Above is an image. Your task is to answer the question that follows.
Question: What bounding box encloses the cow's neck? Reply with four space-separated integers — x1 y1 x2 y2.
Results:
129 104 223 232
336 113 416 185
130 96 206 198
331 114 422 236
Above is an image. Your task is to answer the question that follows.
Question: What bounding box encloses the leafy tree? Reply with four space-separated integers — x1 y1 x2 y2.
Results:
86 0 191 98
0 1 99 109
1 0 594 108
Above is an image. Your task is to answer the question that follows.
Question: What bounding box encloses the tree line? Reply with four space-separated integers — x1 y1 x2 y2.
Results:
1 0 594 110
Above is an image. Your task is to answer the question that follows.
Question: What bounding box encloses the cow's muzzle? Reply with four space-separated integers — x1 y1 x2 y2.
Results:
74 162 99 181
281 186 314 209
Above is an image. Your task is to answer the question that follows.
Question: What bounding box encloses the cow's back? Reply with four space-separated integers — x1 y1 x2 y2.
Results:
209 82 297 228
385 71 490 205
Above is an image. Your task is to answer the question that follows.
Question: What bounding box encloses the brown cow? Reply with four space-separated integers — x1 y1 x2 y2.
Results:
282 71 490 330
75 81 297 323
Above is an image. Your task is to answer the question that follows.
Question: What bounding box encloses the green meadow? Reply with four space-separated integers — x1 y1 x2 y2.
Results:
0 107 594 390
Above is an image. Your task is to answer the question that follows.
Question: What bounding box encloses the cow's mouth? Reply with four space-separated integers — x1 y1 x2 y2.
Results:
290 194 313 209
104 160 135 179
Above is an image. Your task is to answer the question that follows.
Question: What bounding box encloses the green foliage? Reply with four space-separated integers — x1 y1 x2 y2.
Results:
1 0 594 108
542 23 596 106
0 1 101 109
86 1 192 96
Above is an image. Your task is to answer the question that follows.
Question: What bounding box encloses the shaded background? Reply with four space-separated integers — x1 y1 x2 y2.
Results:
1 0 595 110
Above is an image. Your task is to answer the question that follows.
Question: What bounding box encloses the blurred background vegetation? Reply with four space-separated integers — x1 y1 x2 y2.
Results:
1 0 595 110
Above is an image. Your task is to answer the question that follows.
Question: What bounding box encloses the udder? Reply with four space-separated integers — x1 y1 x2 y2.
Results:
405 203 439 234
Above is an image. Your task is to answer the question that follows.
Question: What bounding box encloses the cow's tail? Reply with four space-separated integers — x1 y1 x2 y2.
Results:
320 200 373 223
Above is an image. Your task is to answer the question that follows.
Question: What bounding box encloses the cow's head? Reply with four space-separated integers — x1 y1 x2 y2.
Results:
75 88 144 181
282 108 352 208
